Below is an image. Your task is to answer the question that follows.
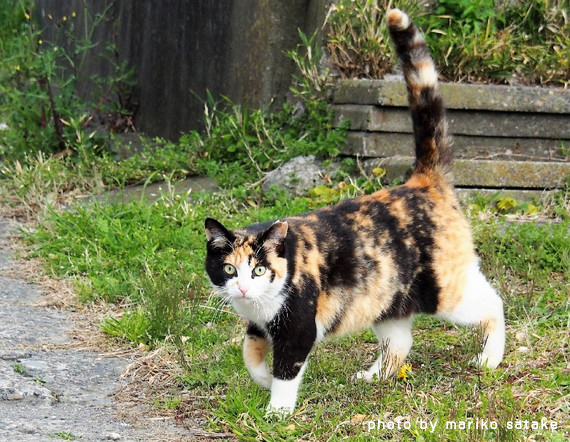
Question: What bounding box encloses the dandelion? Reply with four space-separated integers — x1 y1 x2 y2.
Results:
72 11 77 18
24 12 30 20
63 16 67 21
38 39 43 45
397 363 412 381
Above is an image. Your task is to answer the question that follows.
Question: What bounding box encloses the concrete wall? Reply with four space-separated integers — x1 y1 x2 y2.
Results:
37 0 330 139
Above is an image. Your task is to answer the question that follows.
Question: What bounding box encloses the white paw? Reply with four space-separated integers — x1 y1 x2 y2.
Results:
355 368 379 383
266 403 294 417
472 353 502 369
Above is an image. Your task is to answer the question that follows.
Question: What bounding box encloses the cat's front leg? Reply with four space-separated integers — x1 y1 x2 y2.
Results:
267 337 314 415
268 361 308 415
243 323 273 389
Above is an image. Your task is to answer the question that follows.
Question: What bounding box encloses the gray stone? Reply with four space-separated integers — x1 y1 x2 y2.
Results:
73 176 218 208
333 79 570 113
0 277 45 306
343 132 568 161
0 305 70 349
333 104 570 139
263 155 340 197
362 157 570 189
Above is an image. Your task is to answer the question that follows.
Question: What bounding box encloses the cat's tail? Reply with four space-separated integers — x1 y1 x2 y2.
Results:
387 9 452 183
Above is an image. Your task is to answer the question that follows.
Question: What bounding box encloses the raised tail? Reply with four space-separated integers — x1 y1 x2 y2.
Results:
387 9 452 182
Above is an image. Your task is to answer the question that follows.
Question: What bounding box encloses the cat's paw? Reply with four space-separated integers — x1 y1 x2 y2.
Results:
355 369 379 383
471 353 502 369
265 404 294 418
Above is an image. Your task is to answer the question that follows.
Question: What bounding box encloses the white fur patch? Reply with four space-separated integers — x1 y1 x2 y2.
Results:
248 361 272 390
357 316 414 381
267 362 307 415
315 319 326 342
387 9 410 30
437 260 505 368
224 260 288 326
410 62 438 87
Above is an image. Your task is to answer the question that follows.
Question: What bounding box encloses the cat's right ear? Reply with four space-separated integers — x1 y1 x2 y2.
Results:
205 218 234 248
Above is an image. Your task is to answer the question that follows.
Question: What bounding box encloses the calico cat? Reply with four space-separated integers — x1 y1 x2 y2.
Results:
204 9 505 415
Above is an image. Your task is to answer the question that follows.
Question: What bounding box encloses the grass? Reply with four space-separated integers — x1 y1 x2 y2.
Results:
326 0 570 86
48 432 78 441
1 1 568 439
17 181 570 440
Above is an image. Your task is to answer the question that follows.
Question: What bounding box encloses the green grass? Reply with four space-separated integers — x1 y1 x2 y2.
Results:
48 432 78 441
12 363 27 375
2 2 568 439
326 0 570 86
20 182 570 440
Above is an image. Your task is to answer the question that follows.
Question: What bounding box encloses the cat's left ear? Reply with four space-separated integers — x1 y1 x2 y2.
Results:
261 221 288 252
205 218 235 248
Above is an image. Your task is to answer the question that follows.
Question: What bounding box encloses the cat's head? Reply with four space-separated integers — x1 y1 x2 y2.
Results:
204 218 289 305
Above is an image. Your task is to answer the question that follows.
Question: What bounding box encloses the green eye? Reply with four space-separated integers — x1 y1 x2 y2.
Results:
253 265 266 276
224 264 236 275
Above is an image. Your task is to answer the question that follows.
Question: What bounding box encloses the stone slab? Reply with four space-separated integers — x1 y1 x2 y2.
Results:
333 104 570 139
73 176 218 208
362 157 570 189
344 132 569 160
333 79 570 113
0 305 70 349
455 188 555 203
0 277 44 306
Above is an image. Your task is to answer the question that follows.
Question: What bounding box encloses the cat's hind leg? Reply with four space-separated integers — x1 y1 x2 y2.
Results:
438 261 505 368
243 325 272 389
357 315 414 382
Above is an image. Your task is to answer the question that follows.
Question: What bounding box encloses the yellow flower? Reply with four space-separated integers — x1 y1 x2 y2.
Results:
14 65 20 71
24 12 30 20
63 16 67 21
397 363 412 381
72 12 77 18
38 39 43 45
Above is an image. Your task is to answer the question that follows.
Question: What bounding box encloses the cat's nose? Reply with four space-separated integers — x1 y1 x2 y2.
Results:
238 285 249 297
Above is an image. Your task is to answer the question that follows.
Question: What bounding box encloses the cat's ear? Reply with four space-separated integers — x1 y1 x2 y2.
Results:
205 218 234 248
260 221 288 253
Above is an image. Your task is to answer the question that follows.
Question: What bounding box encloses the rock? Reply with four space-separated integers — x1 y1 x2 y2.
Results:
262 155 339 197
106 432 122 440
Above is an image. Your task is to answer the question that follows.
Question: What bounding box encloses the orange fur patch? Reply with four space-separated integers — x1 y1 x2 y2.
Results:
243 335 270 368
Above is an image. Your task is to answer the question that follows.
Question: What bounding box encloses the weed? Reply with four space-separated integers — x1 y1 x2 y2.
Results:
325 0 570 86
0 0 135 161
48 432 78 441
152 396 182 410
12 363 27 375
326 0 424 79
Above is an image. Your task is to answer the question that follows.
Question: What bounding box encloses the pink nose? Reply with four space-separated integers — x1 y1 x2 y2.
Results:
238 285 248 297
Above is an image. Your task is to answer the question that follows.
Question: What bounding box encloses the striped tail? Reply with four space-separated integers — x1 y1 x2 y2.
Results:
387 9 452 182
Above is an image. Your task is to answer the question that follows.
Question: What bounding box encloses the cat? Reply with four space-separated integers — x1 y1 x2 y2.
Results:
204 8 505 415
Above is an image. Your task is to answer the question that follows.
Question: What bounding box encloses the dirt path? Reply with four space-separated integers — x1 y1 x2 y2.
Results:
0 218 195 441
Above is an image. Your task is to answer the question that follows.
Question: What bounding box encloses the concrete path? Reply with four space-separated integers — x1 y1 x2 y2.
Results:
0 218 192 441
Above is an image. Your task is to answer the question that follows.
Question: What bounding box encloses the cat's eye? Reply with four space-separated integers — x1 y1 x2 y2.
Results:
223 264 236 276
253 265 266 276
